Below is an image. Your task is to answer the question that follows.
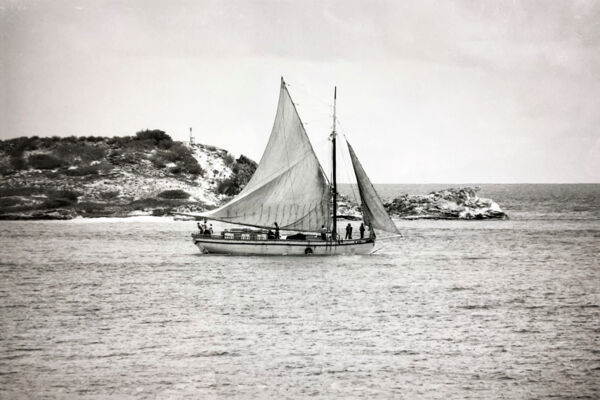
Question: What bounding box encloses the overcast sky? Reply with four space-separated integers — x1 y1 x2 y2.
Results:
1 0 598 183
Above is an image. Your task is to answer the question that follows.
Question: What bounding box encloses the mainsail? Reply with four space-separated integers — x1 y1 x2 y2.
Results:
347 140 400 234
206 79 331 231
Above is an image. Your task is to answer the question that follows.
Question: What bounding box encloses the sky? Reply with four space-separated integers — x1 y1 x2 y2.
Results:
1 0 599 183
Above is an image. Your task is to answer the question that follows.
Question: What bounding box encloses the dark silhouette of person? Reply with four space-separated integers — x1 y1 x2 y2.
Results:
274 222 280 239
320 225 327 240
359 223 365 239
345 223 353 239
267 229 275 239
197 222 203 234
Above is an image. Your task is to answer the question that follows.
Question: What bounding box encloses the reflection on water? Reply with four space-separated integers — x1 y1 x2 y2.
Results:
0 184 599 398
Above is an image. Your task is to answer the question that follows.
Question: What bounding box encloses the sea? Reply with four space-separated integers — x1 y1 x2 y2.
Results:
0 184 598 399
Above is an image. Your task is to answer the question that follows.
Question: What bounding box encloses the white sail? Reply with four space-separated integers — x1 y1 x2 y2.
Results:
207 79 331 231
347 140 400 234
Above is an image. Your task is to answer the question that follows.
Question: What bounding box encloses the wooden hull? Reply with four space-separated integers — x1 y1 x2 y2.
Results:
192 235 375 255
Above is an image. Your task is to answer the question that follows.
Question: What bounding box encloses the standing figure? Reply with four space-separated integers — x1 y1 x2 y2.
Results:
345 223 353 240
359 223 365 239
320 225 327 240
274 222 280 239
197 222 204 234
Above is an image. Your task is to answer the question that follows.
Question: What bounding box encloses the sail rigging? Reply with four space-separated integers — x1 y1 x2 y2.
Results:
347 139 400 234
206 79 331 231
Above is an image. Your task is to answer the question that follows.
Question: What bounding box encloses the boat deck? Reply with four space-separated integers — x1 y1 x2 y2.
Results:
191 232 375 255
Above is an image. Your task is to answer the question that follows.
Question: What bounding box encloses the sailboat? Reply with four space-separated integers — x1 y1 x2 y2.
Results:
192 78 399 255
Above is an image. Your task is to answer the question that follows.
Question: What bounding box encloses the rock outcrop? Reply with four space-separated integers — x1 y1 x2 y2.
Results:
384 187 508 219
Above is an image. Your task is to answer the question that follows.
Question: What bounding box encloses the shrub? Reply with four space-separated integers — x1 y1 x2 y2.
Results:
215 154 257 196
55 143 106 162
10 156 27 170
216 177 239 195
84 136 106 143
128 198 178 211
161 143 189 162
64 165 101 176
0 187 43 197
0 197 21 207
126 139 155 151
223 153 235 166
76 202 107 214
41 198 73 209
157 139 173 149
182 157 203 176
28 154 63 169
99 190 120 200
237 154 256 167
1 136 39 156
63 136 79 143
150 155 166 169
152 208 168 216
158 189 190 199
135 130 172 146
49 189 80 202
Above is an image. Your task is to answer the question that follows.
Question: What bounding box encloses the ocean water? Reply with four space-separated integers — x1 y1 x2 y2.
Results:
0 184 598 399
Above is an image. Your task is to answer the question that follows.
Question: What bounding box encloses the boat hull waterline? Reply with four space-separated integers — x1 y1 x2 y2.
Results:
193 236 375 255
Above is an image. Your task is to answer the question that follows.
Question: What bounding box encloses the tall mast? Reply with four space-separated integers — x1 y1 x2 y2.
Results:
332 86 337 240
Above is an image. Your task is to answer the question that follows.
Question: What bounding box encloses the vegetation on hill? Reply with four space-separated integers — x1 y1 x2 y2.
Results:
215 154 258 195
0 130 203 177
0 131 257 219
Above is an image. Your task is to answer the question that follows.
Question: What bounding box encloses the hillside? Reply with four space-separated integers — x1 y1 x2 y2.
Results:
0 131 257 219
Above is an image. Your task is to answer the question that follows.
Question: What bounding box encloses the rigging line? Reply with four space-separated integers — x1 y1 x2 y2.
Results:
286 79 333 108
285 83 331 188
280 83 298 219
338 138 361 207
330 122 360 205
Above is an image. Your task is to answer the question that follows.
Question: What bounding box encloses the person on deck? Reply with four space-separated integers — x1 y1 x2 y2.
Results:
320 225 327 240
359 223 365 239
274 222 280 239
345 223 353 240
197 222 204 234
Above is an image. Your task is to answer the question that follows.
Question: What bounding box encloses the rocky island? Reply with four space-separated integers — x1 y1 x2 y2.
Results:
0 132 507 220
384 187 508 219
336 187 508 221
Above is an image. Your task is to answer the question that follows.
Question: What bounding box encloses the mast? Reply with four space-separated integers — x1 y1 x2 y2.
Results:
332 86 337 239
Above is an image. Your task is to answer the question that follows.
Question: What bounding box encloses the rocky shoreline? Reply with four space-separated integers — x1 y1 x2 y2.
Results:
0 186 508 221
336 187 507 221
1 135 508 221
385 187 508 220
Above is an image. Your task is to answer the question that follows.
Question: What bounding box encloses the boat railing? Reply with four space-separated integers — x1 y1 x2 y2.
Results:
193 230 373 244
